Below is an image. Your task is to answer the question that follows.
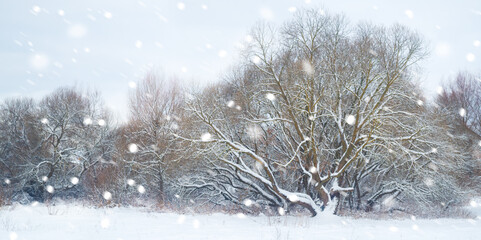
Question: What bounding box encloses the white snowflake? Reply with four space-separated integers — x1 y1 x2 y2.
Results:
405 10 414 19
103 191 112 200
177 2 185 10
201 5 208 10
218 50 227 58
309 166 317 173
474 40 481 47
41 176 48 182
436 86 443 95
266 93 276 101
278 207 286 215
70 177 79 185
128 143 138 153
288 7 297 13
127 179 136 186
104 11 112 19
98 119 106 126
137 185 145 194
247 125 263 141
243 199 253 207
135 40 143 48
345 115 356 125
30 54 49 70
58 9 65 16
251 56 261 64
416 100 423 106
466 53 476 62
459 108 466 117
4 178 10 184
201 133 212 141
128 81 137 89
227 100 235 108
46 185 54 193
83 117 93 125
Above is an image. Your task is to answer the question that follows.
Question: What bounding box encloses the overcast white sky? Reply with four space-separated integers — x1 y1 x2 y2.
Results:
0 0 480 121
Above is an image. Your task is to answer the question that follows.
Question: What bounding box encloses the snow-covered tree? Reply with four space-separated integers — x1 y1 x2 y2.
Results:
177 10 466 216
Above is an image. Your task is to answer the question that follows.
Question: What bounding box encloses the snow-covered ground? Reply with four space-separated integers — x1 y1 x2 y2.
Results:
1 200 480 240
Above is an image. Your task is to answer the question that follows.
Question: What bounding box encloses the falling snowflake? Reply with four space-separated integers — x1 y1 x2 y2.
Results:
288 7 297 13
474 40 481 47
128 143 139 153
247 125 263 141
98 119 106 126
227 100 235 108
466 53 476 62
412 224 419 230
70 177 79 185
137 185 145 194
201 5 208 10
278 207 286 215
251 56 261 64
405 10 414 19
201 132 212 141
104 11 112 19
128 81 137 89
431 148 437 153
236 213 246 219
4 178 10 184
103 191 112 200
309 166 317 173
135 40 143 48
470 200 478 207
41 176 48 182
218 50 227 58
424 178 434 187
416 100 423 106
436 86 443 95
46 185 54 193
345 115 356 125
32 6 41 13
266 93 276 101
127 179 136 186
245 35 253 43
235 105 242 111
30 54 50 70
177 2 186 10
302 60 314 75
83 117 93 125
243 199 253 207
58 9 65 16
459 108 466 117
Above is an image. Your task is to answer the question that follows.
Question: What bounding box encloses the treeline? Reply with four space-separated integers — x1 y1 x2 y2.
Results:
1 10 480 217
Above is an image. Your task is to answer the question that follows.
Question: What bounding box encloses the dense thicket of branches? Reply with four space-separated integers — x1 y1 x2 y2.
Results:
1 10 480 216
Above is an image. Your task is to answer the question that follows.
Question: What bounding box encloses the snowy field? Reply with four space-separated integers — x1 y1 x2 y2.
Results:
1 200 480 240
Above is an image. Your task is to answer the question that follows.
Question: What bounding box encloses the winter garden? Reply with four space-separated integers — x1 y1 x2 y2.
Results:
1 1 481 240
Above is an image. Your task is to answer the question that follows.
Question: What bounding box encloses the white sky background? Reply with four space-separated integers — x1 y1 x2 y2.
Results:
0 0 480 122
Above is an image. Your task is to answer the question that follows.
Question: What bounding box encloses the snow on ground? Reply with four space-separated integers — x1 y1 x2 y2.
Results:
1 200 480 240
